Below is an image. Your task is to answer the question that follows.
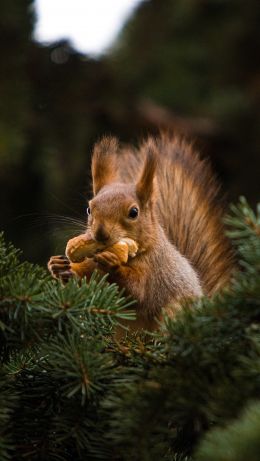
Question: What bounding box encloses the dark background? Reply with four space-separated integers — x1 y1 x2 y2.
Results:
0 0 259 264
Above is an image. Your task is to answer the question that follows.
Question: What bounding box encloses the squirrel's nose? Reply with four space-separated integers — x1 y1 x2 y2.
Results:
95 225 110 243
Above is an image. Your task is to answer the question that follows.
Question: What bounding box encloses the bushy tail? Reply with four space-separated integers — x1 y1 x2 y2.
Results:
156 134 234 294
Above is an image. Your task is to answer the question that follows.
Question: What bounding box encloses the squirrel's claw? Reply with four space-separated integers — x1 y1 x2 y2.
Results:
48 255 75 283
94 250 121 271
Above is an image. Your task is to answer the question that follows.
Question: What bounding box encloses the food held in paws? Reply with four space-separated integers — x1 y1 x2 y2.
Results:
65 233 138 264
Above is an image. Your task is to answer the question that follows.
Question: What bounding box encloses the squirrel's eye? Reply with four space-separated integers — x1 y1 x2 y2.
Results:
87 207 91 216
128 207 139 219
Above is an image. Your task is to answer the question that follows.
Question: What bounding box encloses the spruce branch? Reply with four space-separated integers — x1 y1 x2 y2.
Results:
39 332 115 405
39 272 136 335
0 232 21 278
196 401 260 461
0 374 18 461
225 196 260 270
0 199 260 460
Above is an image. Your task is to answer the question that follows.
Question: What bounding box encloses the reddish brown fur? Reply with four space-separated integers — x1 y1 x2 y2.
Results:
136 141 158 206
115 134 234 294
48 134 234 332
91 137 119 195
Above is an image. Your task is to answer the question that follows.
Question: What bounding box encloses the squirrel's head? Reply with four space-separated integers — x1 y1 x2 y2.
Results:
87 136 158 250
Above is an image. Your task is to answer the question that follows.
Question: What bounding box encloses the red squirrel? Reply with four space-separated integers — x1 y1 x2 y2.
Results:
48 134 234 332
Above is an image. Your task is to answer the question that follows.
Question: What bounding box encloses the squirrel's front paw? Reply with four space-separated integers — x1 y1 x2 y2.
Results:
94 250 121 271
48 255 75 283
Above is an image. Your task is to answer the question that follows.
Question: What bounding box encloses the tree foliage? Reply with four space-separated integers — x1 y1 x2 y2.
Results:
0 197 260 460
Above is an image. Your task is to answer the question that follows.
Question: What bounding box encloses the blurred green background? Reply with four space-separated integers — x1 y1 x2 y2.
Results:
0 0 259 264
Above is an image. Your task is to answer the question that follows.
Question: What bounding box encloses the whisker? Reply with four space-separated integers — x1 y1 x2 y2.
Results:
11 213 87 237
48 193 86 218
12 212 85 225
44 214 86 229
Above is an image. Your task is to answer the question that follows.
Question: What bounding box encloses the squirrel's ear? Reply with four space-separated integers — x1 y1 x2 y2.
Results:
136 139 158 206
91 136 119 195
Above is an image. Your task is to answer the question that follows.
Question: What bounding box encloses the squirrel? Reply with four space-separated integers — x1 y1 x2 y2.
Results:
48 134 234 332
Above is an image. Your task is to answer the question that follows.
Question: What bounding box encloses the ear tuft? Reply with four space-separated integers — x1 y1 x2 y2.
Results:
136 138 158 206
91 136 119 195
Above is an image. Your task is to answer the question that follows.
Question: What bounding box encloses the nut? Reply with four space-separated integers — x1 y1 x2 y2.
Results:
66 233 138 264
